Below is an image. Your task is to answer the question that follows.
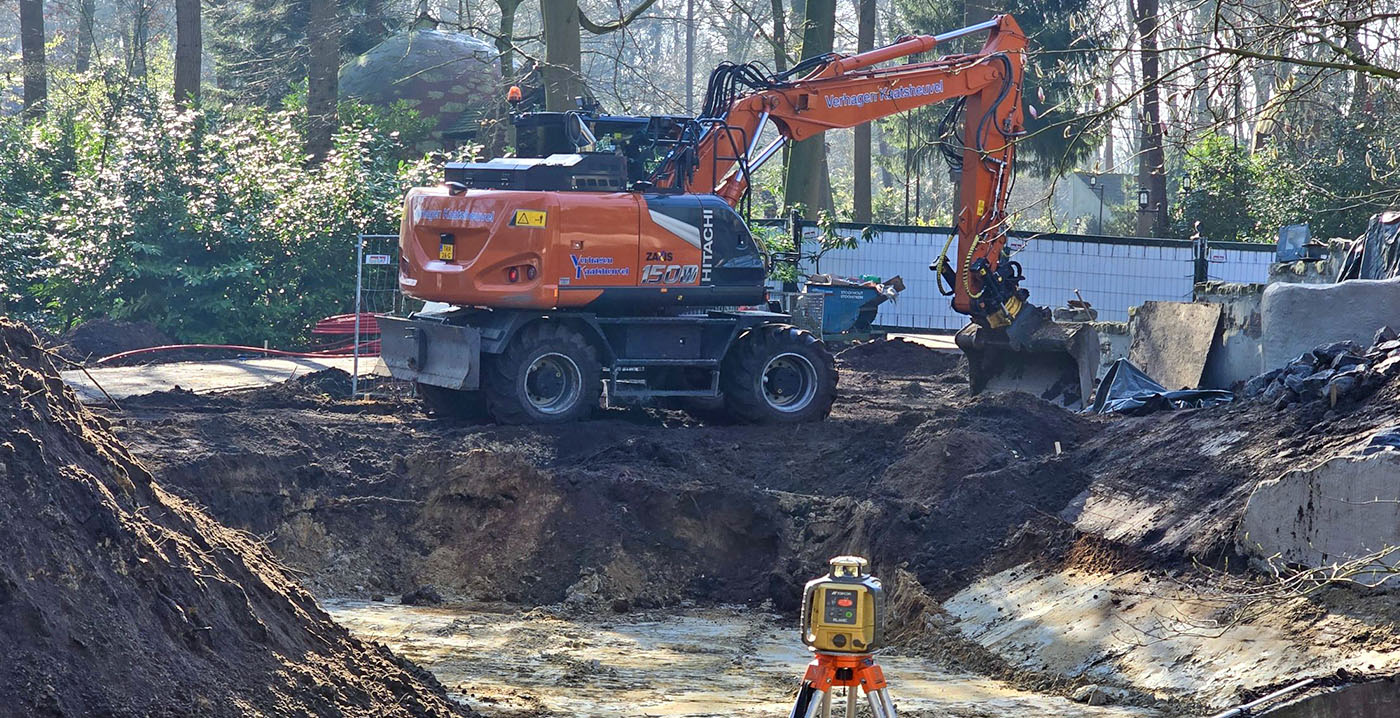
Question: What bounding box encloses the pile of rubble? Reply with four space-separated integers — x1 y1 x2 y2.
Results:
1243 327 1400 407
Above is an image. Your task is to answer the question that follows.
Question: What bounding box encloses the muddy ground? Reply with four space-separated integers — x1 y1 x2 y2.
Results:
101 337 1400 714
108 340 1088 609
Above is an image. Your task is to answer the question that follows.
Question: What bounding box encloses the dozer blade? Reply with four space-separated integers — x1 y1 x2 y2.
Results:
955 306 1100 409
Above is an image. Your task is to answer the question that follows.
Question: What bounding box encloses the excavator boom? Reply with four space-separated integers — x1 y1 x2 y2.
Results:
656 15 1026 326
655 14 1097 406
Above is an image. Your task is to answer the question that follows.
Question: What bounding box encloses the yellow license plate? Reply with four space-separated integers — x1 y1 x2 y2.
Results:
438 244 455 260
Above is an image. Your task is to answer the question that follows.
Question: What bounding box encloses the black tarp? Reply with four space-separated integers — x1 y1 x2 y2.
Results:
1337 211 1400 281
1090 358 1234 415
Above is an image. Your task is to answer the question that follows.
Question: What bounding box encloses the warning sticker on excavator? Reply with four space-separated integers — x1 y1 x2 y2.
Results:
511 210 547 227
976 199 986 216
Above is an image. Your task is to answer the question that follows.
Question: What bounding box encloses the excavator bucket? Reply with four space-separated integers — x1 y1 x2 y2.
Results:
955 307 1100 409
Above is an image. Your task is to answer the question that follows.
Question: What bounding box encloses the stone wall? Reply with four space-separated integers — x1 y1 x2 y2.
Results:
1262 278 1400 369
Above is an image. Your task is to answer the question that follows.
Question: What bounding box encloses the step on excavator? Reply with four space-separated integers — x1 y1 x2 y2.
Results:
379 13 1098 424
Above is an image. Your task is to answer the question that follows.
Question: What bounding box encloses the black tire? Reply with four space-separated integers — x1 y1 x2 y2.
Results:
482 323 601 424
678 396 732 424
417 383 488 420
720 324 837 424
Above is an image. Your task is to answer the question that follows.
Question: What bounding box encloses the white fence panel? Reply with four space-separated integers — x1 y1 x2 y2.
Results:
789 222 1274 330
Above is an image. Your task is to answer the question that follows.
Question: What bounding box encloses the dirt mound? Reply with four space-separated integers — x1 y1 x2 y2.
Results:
58 318 173 362
0 319 467 718
837 338 962 375
878 391 1095 498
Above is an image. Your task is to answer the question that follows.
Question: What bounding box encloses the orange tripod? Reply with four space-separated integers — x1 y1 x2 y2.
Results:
788 652 898 718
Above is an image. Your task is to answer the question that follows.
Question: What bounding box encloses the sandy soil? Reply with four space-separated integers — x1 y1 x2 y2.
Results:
325 600 1159 718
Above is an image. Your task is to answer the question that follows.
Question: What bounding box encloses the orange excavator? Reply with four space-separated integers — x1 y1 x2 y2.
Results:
380 14 1098 423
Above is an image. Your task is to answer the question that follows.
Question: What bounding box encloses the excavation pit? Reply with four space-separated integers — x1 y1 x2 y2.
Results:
89 335 1400 715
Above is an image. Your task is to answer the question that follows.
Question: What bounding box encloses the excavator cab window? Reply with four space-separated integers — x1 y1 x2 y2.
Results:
511 112 696 190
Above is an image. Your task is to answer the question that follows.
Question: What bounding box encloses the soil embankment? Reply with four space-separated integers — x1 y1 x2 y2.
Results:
0 319 467 717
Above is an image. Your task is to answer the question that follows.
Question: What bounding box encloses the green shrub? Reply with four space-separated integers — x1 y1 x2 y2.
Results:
0 74 471 347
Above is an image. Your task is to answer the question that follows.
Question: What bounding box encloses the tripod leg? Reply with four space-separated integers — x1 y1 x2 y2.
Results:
819 687 833 718
868 683 901 716
845 686 858 718
790 683 825 718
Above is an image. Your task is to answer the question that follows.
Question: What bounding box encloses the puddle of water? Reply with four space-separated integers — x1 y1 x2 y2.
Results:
326 600 1161 717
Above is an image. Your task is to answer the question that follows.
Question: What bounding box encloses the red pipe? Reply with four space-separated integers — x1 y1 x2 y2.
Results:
94 342 380 365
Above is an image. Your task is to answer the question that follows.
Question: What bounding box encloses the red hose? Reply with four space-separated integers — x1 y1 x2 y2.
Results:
94 342 380 365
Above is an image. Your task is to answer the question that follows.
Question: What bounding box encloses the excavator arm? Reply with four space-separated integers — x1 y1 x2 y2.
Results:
654 15 1099 407
655 15 1028 328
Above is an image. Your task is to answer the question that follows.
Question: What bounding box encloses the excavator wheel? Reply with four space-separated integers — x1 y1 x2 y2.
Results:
483 322 601 424
416 383 488 420
721 324 837 424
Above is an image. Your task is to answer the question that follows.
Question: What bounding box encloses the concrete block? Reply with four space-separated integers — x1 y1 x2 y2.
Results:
1239 448 1400 587
1262 278 1400 371
1091 321 1129 380
1196 282 1265 389
1268 259 1336 285
1127 301 1223 389
1264 678 1400 718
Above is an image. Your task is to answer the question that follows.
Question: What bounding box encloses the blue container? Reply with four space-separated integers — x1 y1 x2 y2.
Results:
805 284 884 335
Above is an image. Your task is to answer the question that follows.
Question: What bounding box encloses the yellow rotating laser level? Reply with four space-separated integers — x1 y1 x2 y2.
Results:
799 556 885 654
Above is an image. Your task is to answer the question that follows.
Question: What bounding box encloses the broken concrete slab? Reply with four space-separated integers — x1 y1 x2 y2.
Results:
1262 277 1400 371
1196 282 1266 389
1128 301 1223 390
1262 679 1400 718
1239 447 1400 588
943 563 1400 711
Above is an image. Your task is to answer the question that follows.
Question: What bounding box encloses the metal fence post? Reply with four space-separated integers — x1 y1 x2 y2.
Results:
353 234 364 398
1193 232 1209 286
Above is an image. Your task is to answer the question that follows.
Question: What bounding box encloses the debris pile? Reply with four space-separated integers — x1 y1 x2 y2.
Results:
1242 327 1400 407
836 338 961 374
58 318 174 362
0 319 466 717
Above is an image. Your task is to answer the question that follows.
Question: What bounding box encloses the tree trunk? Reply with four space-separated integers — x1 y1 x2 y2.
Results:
20 0 47 115
851 0 875 222
76 0 96 73
685 0 695 115
130 0 151 80
876 124 893 188
770 0 787 73
1346 13 1369 116
1102 77 1114 171
541 0 583 111
307 0 341 163
783 0 835 217
174 0 202 105
1134 0 1167 237
496 0 522 79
